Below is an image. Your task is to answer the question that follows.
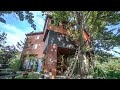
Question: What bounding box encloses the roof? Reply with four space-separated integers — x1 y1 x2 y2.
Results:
26 32 43 36
43 15 53 32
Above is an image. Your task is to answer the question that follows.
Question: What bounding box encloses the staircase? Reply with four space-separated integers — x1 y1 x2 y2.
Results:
0 64 21 79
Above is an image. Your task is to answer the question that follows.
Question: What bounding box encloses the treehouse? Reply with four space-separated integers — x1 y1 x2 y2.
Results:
42 15 93 79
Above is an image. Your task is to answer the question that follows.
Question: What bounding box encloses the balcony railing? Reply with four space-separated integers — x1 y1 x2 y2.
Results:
47 25 69 35
43 24 70 42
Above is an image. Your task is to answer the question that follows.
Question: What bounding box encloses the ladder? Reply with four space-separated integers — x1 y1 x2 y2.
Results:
64 48 79 78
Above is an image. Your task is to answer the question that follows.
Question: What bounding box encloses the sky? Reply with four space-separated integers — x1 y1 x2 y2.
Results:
105 25 120 57
0 11 120 57
0 11 45 46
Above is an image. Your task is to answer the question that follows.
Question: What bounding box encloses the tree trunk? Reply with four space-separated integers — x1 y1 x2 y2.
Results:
75 11 94 78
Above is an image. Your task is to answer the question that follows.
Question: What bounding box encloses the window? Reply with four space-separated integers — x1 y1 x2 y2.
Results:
37 35 40 39
33 44 38 49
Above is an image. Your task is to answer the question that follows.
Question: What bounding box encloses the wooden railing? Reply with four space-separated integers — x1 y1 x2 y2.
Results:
47 25 69 36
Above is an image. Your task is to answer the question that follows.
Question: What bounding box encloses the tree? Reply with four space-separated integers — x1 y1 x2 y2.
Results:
0 31 7 48
16 40 26 51
0 45 18 64
0 31 19 64
42 11 120 51
1 11 120 78
0 11 36 30
42 11 120 78
0 11 36 64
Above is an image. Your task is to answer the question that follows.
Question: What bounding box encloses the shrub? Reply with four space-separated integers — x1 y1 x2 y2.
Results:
91 58 120 79
9 59 21 71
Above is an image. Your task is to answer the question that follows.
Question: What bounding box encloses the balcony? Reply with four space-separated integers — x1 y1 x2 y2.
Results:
43 25 69 41
47 25 69 35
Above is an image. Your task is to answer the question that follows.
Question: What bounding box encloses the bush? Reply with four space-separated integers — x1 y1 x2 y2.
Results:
104 59 120 79
91 58 120 79
9 59 21 71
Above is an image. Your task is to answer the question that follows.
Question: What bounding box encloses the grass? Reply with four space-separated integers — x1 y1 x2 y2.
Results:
15 72 41 79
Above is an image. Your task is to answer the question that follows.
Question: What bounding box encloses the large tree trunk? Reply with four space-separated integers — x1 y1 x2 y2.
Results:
75 11 94 78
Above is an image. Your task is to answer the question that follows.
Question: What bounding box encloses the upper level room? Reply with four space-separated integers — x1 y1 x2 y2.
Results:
43 15 70 41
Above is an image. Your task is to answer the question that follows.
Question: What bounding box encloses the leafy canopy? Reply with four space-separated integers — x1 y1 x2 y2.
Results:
42 11 120 57
0 11 36 30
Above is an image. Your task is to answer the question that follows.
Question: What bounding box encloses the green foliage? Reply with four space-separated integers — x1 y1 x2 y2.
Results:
24 72 40 79
0 31 7 47
51 11 72 26
15 72 40 79
9 59 21 71
91 58 120 79
42 11 120 56
16 40 25 51
0 45 18 64
0 31 20 64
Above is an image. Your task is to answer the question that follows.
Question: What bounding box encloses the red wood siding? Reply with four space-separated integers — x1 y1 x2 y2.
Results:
45 44 57 78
